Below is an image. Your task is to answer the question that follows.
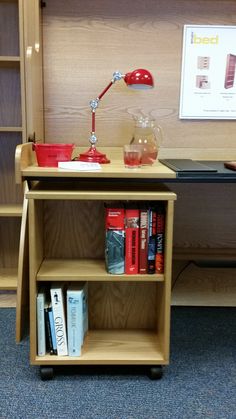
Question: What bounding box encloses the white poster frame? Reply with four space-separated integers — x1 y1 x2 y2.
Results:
179 25 236 119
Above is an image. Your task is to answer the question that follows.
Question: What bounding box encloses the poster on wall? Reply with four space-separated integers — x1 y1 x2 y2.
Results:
179 25 236 119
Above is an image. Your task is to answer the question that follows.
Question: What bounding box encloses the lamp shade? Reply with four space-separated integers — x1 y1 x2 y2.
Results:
124 68 154 90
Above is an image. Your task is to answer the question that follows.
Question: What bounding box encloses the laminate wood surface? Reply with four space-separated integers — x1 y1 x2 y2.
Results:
0 218 21 267
33 330 165 365
0 66 21 126
0 1 19 56
0 291 16 307
0 133 23 204
42 0 236 150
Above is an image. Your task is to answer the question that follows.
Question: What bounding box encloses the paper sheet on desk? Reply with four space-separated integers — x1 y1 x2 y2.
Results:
58 161 101 171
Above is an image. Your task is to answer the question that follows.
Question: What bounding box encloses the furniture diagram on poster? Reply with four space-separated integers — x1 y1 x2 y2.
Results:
224 54 236 89
197 56 210 70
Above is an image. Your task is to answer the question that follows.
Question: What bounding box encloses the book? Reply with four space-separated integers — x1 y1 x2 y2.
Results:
50 283 68 356
155 204 165 274
82 282 89 341
125 206 139 274
44 305 54 355
105 205 125 274
139 206 149 274
48 304 57 355
67 282 88 356
147 206 157 274
36 287 47 356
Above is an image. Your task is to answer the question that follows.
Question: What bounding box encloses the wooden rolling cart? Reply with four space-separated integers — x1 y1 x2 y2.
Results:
16 144 176 380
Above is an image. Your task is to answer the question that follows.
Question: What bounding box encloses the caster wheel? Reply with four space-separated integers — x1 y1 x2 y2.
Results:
148 365 163 380
40 366 54 381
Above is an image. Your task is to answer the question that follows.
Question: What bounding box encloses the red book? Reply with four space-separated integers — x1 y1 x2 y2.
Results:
155 205 165 274
105 206 125 230
139 208 148 274
125 208 139 274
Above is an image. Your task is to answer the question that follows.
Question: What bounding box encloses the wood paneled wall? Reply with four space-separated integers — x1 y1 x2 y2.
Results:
42 0 236 253
42 0 236 150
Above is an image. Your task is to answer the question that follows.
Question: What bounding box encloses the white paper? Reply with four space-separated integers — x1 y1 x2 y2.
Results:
179 25 236 119
58 161 101 171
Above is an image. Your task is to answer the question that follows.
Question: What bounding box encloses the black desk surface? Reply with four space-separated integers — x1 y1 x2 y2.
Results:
159 159 236 182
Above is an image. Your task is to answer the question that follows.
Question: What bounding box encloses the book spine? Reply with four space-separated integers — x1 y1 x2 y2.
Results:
82 283 89 342
105 207 125 274
44 307 54 355
36 293 46 356
139 208 148 274
50 286 68 356
147 207 156 274
155 204 165 274
48 306 57 355
125 208 139 274
67 291 82 357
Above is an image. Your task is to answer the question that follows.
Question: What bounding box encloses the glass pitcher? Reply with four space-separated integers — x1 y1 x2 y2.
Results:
130 115 163 165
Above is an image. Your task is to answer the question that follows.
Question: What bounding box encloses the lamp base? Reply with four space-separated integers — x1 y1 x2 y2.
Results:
78 146 110 164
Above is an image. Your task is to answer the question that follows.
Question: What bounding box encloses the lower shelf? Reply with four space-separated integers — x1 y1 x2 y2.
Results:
0 268 17 290
33 330 167 365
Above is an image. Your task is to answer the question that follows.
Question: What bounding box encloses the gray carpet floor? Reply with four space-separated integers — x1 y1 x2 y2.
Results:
0 307 235 419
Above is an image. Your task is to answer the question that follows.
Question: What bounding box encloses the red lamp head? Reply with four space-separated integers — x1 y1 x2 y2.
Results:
124 68 154 90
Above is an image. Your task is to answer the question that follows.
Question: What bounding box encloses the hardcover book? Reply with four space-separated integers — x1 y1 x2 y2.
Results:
139 207 149 274
147 206 157 274
105 205 125 274
125 206 140 274
50 283 68 356
48 303 57 355
67 282 88 357
155 204 165 274
44 305 54 355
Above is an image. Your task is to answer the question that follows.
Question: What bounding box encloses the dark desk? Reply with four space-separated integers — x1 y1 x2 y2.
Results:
159 159 236 182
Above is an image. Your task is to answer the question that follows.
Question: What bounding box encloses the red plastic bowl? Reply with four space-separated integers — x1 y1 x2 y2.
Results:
33 143 74 167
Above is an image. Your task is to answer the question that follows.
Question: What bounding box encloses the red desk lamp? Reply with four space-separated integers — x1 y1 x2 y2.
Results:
78 68 154 164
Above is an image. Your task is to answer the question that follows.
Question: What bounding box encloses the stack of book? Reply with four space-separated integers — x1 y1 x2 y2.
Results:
105 202 165 275
36 282 88 357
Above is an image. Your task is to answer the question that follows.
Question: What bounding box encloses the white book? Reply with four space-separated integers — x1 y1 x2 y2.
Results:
67 282 88 357
50 283 68 356
36 287 46 356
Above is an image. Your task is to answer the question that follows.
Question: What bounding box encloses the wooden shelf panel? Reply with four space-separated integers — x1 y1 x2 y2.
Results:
0 291 16 307
0 204 22 216
174 247 236 261
0 126 23 132
37 259 165 282
0 1 18 4
0 268 17 290
26 180 176 201
0 57 20 68
33 330 165 365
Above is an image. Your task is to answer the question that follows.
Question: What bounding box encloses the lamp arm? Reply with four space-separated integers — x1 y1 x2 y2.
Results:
89 71 124 146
